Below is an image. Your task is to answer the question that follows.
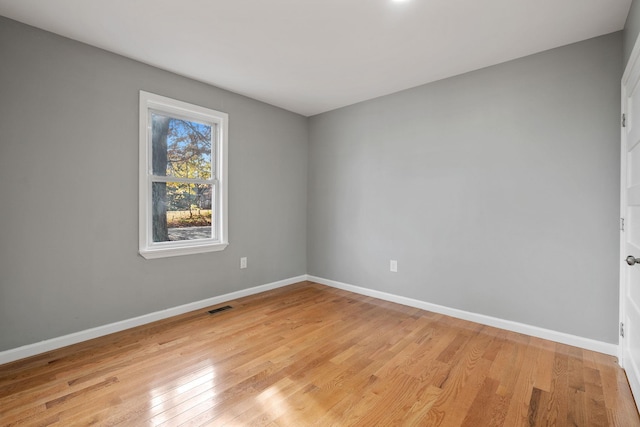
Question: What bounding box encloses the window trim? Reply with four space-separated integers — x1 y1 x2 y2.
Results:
139 91 228 259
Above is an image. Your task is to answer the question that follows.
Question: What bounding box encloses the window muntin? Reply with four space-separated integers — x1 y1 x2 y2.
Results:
139 91 228 258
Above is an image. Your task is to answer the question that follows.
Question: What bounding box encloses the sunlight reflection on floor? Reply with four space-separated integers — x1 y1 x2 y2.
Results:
147 364 217 424
251 377 300 425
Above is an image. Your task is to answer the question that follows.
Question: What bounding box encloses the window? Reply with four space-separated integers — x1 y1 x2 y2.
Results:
139 91 228 258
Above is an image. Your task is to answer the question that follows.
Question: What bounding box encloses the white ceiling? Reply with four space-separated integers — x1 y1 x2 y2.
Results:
0 0 632 116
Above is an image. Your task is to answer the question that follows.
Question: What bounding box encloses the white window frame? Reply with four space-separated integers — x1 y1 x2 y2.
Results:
139 91 228 259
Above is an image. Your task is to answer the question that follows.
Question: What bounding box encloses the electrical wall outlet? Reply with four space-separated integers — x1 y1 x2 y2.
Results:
240 257 247 269
390 260 398 272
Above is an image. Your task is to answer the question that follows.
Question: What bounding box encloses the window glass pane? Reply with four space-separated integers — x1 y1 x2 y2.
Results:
151 112 213 179
152 182 214 242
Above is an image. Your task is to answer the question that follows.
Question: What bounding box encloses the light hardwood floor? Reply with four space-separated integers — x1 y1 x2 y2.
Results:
0 281 638 426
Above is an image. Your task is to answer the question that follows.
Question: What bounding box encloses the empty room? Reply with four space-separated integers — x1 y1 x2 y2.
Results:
2 0 640 425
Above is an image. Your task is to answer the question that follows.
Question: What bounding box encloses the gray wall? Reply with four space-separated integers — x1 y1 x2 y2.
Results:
625 0 640 68
0 17 308 351
308 33 622 343
0 15 625 352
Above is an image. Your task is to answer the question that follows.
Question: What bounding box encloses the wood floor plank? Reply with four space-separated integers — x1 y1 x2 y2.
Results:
309 360 388 426
544 352 569 426
419 331 496 425
460 377 508 427
0 281 637 426
501 343 541 427
532 337 556 393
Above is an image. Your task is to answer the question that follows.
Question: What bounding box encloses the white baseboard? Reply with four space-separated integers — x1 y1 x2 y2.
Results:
0 275 306 365
308 275 618 356
1 273 618 365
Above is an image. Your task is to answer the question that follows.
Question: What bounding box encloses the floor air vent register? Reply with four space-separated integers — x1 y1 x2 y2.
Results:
208 305 233 315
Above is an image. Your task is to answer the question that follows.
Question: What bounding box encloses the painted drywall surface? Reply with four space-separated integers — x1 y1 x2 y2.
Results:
0 17 308 351
308 33 622 343
624 0 640 68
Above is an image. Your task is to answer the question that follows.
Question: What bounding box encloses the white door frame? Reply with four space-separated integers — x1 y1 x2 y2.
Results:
620 30 640 403
620 54 630 369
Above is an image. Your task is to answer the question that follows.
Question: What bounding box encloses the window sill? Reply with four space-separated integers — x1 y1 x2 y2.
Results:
139 241 228 259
